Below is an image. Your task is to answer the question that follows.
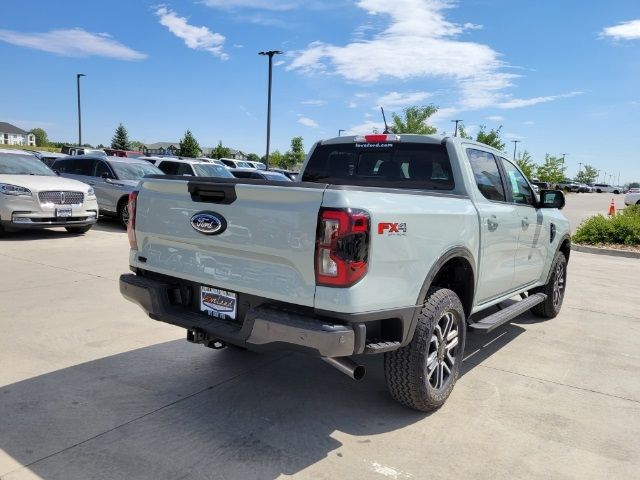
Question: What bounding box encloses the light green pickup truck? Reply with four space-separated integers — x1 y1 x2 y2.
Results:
120 134 570 411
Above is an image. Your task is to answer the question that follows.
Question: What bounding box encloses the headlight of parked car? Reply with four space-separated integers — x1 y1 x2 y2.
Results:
0 183 32 196
87 187 96 199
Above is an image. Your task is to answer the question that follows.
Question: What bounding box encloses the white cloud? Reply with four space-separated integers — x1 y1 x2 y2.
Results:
377 91 432 109
486 115 504 121
601 19 640 40
301 99 327 106
274 60 286 66
201 0 299 11
347 120 385 135
348 101 358 108
155 7 227 59
298 115 319 128
523 120 535 125
0 28 146 60
497 91 583 109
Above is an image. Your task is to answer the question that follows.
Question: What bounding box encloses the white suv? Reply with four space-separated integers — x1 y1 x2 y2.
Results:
151 157 234 178
0 152 98 234
592 183 622 194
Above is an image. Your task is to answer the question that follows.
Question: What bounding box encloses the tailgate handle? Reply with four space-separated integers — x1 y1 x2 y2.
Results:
188 183 237 204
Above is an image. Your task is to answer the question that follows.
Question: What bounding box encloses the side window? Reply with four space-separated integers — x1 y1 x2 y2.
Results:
94 161 112 178
466 149 505 202
158 161 179 175
500 158 535 206
175 163 194 176
66 159 94 176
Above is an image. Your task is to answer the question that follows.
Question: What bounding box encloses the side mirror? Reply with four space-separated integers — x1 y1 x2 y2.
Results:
539 189 565 209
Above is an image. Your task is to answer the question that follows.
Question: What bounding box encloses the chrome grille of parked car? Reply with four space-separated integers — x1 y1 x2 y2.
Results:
38 191 84 205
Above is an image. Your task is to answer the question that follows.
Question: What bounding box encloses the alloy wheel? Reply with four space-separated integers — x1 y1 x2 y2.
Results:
426 311 459 390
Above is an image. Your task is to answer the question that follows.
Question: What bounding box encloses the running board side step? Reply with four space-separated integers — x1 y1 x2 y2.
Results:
468 293 547 333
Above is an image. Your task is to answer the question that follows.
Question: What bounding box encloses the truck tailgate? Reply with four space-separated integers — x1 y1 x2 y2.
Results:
134 178 326 307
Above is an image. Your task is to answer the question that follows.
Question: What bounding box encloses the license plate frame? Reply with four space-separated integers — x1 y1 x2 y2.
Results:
56 207 72 218
200 286 237 320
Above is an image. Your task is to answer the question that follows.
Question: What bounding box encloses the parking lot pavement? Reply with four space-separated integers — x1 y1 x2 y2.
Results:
562 192 627 233
1 226 639 479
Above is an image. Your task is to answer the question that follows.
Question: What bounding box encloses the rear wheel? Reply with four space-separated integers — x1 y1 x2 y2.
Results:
65 225 93 234
117 199 129 229
384 288 466 412
530 251 567 318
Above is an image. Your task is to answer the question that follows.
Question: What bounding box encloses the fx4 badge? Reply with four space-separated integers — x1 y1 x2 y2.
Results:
378 222 407 236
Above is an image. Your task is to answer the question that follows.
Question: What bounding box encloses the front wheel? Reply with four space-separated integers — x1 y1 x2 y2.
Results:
384 288 466 412
530 251 567 318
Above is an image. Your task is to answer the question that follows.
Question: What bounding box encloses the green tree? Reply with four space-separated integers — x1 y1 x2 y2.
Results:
455 123 472 139
210 140 231 159
536 154 566 184
515 150 536 180
575 165 598 184
130 140 144 151
246 153 261 163
390 105 438 134
30 128 49 147
475 125 505 151
629 182 640 189
178 130 201 158
268 149 284 167
111 123 131 150
289 136 305 165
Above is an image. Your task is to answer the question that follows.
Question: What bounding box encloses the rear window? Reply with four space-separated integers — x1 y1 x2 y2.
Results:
301 142 454 190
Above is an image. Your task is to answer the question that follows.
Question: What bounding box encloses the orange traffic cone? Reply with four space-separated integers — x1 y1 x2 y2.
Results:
608 198 616 216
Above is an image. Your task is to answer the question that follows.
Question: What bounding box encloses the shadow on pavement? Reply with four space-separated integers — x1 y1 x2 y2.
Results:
0 319 527 479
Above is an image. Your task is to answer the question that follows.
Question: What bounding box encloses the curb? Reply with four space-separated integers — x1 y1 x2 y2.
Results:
572 244 640 259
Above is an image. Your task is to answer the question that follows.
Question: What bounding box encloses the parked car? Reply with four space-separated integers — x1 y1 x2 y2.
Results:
219 158 253 169
269 168 299 181
624 188 640 205
556 179 580 192
0 152 98 234
52 155 163 228
244 161 267 170
229 168 292 181
196 157 226 167
60 146 107 157
577 183 592 193
103 149 144 158
592 183 622 194
121 133 570 412
34 151 67 167
151 158 235 178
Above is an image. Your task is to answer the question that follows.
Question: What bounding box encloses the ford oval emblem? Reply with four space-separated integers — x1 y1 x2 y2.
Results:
190 212 227 235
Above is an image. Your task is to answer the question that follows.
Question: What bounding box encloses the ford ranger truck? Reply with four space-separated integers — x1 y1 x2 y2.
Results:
120 134 570 412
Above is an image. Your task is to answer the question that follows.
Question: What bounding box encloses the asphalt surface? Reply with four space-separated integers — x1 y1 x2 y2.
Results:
562 192 627 233
1 201 639 480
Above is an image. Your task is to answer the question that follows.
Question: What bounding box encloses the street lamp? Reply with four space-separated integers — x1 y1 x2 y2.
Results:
511 140 520 160
258 50 283 168
451 119 463 137
76 73 86 146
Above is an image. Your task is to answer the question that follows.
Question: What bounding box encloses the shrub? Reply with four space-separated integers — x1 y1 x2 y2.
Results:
573 207 640 246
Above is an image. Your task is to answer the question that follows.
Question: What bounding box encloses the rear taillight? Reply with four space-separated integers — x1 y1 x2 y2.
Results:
315 208 370 287
127 190 139 251
354 134 401 143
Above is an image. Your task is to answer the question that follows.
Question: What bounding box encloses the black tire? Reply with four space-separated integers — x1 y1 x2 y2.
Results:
613 190 620 195
530 251 567 318
596 189 602 193
65 225 93 234
384 288 466 412
636 201 640 205
117 198 129 229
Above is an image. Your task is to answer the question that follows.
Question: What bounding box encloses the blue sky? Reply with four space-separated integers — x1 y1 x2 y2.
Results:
1 0 639 182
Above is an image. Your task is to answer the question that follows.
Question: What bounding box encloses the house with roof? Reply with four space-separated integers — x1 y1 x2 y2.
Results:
0 122 36 146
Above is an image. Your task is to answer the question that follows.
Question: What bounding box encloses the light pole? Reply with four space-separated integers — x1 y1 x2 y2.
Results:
258 50 283 168
511 140 520 160
561 153 567 164
76 73 86 146
451 119 463 137
338 129 345 137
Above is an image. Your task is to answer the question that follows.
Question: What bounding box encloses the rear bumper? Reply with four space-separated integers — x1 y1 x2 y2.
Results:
120 273 356 356
120 272 416 356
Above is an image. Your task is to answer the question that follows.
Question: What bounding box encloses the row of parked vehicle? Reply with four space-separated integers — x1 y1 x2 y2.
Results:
0 148 298 235
530 178 626 194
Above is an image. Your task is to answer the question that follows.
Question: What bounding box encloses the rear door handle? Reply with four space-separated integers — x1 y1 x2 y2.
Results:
487 215 499 232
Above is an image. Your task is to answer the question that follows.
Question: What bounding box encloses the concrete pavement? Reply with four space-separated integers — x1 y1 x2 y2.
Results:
1 220 639 479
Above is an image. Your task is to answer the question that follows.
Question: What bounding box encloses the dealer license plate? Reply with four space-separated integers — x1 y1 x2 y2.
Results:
200 286 237 320
56 208 72 218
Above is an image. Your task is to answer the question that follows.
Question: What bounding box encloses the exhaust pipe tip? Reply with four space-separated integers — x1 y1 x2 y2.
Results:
322 356 366 380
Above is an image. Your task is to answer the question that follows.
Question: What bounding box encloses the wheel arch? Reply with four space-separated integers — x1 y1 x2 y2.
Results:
402 247 476 346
